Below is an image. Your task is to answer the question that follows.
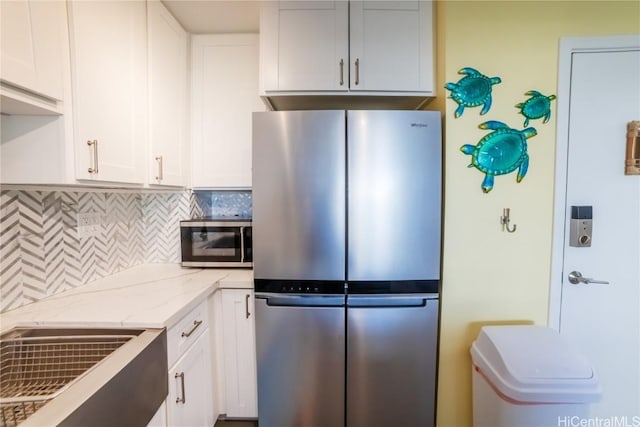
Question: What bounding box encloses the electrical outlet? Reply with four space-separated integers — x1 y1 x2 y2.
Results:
77 212 101 238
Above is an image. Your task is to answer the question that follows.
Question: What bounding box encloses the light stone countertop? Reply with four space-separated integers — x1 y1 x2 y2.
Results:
0 263 253 332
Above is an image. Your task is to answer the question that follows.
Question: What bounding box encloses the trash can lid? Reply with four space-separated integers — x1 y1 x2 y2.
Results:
471 325 601 403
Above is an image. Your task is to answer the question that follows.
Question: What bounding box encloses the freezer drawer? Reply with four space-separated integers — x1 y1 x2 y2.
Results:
255 294 346 427
347 295 439 427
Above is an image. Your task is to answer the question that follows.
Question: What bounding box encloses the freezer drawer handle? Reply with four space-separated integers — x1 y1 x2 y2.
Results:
181 320 203 338
347 297 427 308
262 295 345 307
175 372 186 404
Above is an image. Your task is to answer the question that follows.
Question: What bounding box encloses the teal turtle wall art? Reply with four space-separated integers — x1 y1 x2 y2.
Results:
516 90 557 126
461 121 537 193
445 67 502 118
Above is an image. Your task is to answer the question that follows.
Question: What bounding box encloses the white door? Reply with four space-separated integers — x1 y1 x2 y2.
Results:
551 36 640 418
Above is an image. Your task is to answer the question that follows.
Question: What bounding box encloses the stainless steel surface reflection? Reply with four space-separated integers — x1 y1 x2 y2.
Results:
252 110 346 281
255 295 346 427
0 327 167 427
347 110 442 282
346 295 439 427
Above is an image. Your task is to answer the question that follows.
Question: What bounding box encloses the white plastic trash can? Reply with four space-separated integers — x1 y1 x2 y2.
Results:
471 325 601 427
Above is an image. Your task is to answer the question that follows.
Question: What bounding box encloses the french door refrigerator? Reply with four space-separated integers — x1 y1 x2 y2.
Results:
252 110 442 427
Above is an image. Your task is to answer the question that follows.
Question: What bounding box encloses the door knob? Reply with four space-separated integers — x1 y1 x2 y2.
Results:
568 271 609 285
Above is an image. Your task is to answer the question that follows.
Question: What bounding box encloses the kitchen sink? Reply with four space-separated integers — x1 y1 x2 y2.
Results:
0 327 167 427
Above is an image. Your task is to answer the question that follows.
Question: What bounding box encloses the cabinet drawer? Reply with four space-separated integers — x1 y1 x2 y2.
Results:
167 301 209 368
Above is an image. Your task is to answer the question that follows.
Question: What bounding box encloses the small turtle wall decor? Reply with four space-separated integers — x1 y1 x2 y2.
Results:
461 121 537 193
445 67 502 118
516 90 557 126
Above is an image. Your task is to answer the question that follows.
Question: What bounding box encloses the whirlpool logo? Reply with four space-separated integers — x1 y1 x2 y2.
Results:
411 123 429 128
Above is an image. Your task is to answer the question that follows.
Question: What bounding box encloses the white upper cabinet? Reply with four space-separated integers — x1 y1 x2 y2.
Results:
68 0 147 185
260 0 434 96
147 0 189 187
260 1 348 92
191 34 263 189
349 1 434 92
0 0 66 114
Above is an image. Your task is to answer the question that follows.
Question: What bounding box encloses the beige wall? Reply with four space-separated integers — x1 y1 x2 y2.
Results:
433 2 640 426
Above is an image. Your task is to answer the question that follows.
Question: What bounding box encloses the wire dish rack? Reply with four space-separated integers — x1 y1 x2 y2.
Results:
0 332 137 427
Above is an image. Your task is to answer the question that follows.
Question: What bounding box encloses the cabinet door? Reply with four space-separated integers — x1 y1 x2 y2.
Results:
260 1 349 92
168 331 215 427
69 0 146 184
0 0 65 101
191 34 263 189
147 0 188 187
349 1 434 93
221 289 258 418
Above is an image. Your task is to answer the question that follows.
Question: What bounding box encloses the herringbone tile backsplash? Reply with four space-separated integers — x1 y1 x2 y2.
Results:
0 189 204 313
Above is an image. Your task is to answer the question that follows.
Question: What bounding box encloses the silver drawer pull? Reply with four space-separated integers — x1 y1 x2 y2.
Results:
175 372 186 404
181 320 203 338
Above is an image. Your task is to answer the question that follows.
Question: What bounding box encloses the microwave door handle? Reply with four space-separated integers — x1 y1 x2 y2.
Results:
240 226 245 263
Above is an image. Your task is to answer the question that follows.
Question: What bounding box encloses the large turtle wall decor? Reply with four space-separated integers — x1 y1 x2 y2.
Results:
461 121 537 193
445 67 502 118
516 90 557 126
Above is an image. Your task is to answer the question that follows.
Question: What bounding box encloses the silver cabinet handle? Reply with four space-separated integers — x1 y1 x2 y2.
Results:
155 155 163 181
354 58 360 86
245 294 251 319
568 271 610 285
339 59 344 86
175 372 186 404
181 320 203 337
87 140 98 174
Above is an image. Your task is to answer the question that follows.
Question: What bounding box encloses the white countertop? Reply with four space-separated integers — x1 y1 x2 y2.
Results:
0 264 253 332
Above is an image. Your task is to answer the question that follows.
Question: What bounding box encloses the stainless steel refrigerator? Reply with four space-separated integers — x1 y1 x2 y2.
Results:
252 110 441 427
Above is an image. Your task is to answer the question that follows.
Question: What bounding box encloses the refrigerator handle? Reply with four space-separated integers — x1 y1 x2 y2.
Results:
347 296 428 308
258 295 345 308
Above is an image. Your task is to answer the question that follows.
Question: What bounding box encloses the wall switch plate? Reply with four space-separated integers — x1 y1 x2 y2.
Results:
77 212 101 238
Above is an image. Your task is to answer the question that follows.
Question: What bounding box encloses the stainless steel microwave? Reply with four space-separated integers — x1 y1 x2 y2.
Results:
180 219 252 268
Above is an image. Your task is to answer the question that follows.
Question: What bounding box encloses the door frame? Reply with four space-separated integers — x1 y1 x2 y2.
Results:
548 34 640 329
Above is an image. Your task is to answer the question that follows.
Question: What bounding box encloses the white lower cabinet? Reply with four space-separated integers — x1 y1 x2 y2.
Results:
168 331 214 427
166 301 215 427
221 289 258 418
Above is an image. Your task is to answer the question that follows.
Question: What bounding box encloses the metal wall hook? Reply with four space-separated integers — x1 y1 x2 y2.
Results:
500 208 517 233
